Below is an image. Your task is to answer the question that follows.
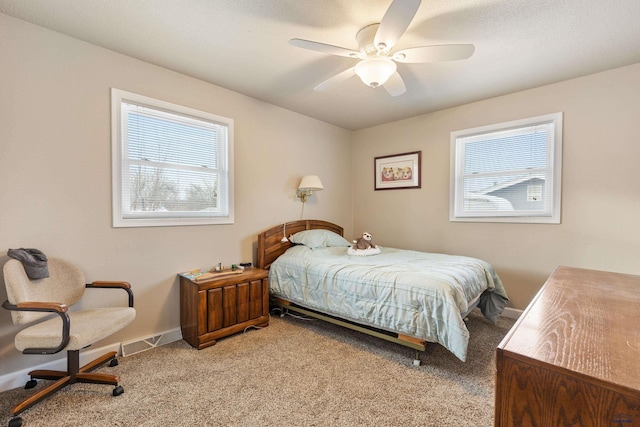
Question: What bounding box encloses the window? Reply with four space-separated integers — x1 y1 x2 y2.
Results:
450 112 562 223
111 89 234 227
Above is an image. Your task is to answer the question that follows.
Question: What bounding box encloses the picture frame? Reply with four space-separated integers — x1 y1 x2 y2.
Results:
374 151 421 190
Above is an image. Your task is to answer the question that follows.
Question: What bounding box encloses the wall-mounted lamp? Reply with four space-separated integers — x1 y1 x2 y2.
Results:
296 175 323 220
296 175 324 203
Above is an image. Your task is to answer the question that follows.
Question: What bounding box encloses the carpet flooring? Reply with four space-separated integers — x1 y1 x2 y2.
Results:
0 309 515 426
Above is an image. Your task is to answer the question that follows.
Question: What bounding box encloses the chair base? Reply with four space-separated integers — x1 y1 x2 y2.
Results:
11 350 122 417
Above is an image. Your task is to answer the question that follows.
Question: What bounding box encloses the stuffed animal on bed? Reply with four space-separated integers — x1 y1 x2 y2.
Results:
352 232 376 250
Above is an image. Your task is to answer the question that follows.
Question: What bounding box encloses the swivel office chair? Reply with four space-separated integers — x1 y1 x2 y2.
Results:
2 257 136 427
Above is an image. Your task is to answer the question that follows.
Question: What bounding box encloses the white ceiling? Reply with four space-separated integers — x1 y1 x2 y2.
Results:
2 0 640 130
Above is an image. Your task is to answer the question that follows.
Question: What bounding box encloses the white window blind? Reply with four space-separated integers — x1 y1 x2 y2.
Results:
450 113 562 223
112 89 234 227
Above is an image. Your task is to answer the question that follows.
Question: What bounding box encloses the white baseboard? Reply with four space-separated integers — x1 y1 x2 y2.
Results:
0 327 182 393
502 307 523 320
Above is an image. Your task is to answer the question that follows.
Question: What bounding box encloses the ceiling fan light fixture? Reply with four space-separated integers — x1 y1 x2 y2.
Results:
355 58 397 88
290 0 474 95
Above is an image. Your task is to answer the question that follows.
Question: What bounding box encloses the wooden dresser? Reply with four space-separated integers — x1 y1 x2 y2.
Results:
495 266 640 427
179 267 269 349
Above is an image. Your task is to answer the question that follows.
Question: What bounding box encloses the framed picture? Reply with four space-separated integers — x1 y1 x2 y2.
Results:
374 151 421 190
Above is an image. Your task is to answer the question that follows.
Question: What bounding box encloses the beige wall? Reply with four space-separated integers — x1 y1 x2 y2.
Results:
0 14 352 375
353 63 640 310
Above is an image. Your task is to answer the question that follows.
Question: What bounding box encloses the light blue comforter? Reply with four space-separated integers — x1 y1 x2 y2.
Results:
269 245 509 361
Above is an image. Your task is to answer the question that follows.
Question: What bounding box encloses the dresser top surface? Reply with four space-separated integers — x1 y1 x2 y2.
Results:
179 267 268 289
498 266 640 391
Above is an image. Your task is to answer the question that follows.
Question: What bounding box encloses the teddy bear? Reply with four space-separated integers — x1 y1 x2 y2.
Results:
352 232 377 250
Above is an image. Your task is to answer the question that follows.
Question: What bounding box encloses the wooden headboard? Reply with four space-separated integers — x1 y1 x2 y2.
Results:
257 220 344 270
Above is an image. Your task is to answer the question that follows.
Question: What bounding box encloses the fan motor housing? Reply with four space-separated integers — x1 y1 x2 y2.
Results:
356 23 382 56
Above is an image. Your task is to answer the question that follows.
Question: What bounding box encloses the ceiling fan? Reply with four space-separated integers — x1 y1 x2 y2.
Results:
289 0 475 96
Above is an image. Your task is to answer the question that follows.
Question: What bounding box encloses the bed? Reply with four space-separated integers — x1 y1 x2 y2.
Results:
257 220 509 363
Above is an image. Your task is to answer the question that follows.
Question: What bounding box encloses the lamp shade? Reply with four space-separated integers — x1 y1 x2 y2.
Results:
355 58 397 88
298 175 324 191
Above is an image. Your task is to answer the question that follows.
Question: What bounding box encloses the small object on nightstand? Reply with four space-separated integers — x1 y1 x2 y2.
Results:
240 262 252 268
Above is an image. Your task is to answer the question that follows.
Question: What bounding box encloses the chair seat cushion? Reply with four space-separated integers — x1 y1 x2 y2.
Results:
15 307 136 352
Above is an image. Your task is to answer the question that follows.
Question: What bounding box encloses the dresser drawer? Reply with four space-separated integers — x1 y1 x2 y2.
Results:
180 268 269 349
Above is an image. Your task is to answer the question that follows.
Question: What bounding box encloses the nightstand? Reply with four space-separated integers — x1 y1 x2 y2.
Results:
179 267 269 349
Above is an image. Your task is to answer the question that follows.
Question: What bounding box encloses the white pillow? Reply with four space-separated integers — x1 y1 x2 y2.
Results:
289 229 352 250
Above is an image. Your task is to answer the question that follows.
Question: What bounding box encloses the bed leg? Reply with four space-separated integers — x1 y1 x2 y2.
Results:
413 350 422 366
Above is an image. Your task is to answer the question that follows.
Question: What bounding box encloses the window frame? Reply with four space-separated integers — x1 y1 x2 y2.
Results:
111 88 234 227
450 112 563 224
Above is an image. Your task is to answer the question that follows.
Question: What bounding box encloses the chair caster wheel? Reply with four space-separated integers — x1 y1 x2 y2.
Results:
112 385 124 396
8 416 23 427
109 358 119 367
24 379 37 389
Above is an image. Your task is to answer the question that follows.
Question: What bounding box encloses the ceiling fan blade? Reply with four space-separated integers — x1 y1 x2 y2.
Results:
374 0 421 52
393 44 475 63
289 38 361 58
314 67 356 91
383 71 406 96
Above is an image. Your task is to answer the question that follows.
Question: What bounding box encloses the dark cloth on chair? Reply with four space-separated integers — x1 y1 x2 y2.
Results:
7 248 50 279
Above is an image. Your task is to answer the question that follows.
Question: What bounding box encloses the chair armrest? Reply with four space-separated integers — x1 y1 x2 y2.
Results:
86 281 134 307
11 301 68 313
2 300 70 355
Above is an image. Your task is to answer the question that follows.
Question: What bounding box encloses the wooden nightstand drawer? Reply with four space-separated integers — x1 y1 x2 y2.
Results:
179 268 269 349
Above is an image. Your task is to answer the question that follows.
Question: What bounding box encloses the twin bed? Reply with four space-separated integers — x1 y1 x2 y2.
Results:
257 220 508 363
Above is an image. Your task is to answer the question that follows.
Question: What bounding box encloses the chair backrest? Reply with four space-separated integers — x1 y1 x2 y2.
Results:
3 257 86 325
